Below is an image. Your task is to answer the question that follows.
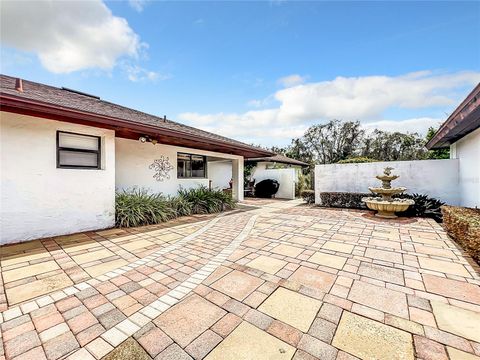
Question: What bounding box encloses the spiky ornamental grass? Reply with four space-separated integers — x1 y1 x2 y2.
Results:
115 187 236 228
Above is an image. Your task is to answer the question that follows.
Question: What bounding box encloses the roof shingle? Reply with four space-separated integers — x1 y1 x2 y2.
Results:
0 74 272 157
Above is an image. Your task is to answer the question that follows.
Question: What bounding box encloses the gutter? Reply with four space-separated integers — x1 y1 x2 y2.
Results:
0 94 274 158
426 83 480 149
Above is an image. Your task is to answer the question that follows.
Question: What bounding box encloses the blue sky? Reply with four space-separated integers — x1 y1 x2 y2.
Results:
1 1 479 146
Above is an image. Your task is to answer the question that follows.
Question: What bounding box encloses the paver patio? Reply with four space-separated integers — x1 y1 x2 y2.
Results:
1 199 480 360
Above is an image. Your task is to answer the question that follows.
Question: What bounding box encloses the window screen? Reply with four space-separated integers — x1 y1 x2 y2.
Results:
177 153 206 178
57 131 101 169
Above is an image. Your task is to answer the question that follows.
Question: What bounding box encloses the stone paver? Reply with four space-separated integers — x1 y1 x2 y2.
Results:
259 287 321 332
205 321 295 360
289 266 336 292
348 280 409 318
211 270 263 300
308 252 347 269
423 274 480 303
332 312 414 360
1 199 479 360
431 300 480 342
155 294 225 347
247 255 287 274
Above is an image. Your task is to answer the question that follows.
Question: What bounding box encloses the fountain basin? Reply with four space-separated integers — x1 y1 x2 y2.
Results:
362 197 415 219
376 175 399 182
368 187 407 196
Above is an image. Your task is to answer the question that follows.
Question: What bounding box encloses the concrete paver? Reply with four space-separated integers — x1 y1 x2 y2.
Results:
1 199 479 360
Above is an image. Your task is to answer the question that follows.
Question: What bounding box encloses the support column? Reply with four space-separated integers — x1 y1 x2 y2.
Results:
232 157 244 202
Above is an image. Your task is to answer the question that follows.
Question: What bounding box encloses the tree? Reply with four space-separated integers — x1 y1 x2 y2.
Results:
299 120 364 164
361 130 428 161
425 127 450 159
265 119 435 166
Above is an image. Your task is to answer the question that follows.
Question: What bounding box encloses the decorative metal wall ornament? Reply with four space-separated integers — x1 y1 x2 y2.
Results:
149 156 174 181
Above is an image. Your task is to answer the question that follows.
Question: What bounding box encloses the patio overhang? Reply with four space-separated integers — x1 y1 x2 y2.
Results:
0 93 273 159
426 83 480 149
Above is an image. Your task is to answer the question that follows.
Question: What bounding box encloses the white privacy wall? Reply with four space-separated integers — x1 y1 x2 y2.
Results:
252 163 296 199
116 138 242 197
208 160 232 189
0 112 116 245
315 159 460 206
451 127 480 207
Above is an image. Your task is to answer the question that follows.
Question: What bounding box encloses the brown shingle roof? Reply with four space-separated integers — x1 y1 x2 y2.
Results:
426 83 480 149
246 154 309 167
0 74 273 158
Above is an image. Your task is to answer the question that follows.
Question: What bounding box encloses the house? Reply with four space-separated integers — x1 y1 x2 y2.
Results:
0 75 273 244
426 83 480 208
245 154 309 200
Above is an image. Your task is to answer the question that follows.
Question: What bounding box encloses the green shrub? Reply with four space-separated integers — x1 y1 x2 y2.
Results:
337 157 379 164
319 192 370 209
295 171 312 197
178 186 236 214
167 196 193 217
115 187 236 228
394 193 444 222
301 190 315 204
318 191 445 221
442 206 480 264
115 189 175 228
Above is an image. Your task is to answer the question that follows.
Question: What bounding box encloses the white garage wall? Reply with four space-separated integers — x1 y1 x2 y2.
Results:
252 163 296 199
451 127 480 207
208 160 232 189
0 112 116 245
116 138 241 197
314 159 460 206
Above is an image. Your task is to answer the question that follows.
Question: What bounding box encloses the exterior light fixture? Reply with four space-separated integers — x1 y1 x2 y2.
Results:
139 136 147 143
151 139 158 145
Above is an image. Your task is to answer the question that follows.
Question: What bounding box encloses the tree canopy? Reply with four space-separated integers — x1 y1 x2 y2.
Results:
270 120 448 166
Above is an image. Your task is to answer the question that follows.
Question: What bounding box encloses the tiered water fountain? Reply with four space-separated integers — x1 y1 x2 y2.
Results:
362 167 415 219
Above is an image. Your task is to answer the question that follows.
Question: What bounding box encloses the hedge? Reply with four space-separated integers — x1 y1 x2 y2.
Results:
337 157 379 164
442 205 480 264
319 192 370 209
301 190 315 204
317 191 444 221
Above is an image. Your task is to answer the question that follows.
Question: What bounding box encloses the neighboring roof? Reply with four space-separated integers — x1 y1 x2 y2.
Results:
426 83 480 149
0 74 273 158
246 154 309 167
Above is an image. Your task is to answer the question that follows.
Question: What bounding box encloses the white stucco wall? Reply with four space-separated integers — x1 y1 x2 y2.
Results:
115 138 242 198
252 163 297 199
314 159 460 206
208 160 232 189
0 112 116 245
451 127 480 207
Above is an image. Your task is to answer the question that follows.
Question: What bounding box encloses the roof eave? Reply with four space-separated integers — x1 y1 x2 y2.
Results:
426 83 480 150
0 94 274 158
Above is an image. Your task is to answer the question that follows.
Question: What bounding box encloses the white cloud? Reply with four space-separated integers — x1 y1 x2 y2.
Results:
274 71 480 122
128 0 148 12
362 117 443 135
179 71 480 145
277 74 307 87
122 63 171 82
1 0 143 74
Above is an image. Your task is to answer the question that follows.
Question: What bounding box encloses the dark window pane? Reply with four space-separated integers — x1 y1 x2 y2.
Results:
59 132 99 150
57 131 101 169
192 158 205 178
177 153 206 178
59 150 98 167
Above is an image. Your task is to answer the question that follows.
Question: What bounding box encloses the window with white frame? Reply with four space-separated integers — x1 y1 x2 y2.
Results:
57 131 101 169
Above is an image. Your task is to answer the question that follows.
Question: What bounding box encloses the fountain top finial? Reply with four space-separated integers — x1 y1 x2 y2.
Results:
383 167 394 176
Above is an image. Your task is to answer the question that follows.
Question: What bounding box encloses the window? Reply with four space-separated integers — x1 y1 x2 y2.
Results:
57 131 101 169
177 153 206 178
